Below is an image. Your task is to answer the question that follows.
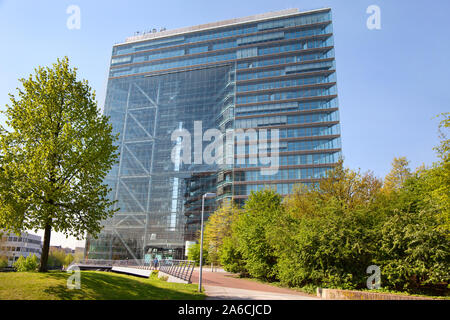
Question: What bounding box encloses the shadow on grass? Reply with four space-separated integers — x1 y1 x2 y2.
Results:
42 271 203 300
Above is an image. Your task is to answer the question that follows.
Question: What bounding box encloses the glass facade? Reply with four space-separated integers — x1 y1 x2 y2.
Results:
86 8 342 261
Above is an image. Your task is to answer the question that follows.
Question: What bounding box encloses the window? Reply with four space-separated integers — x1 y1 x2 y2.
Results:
237 47 258 59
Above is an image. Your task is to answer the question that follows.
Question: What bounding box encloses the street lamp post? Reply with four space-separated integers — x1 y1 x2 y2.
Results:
198 192 216 292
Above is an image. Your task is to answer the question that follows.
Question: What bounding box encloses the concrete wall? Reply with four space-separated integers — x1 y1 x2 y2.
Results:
158 270 191 284
110 266 191 284
316 288 434 300
111 266 152 278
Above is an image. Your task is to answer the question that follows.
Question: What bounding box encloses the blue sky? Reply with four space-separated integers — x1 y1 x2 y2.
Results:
0 0 449 248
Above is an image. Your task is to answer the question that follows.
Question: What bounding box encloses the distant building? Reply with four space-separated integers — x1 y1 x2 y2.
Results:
50 245 75 254
0 231 42 267
49 245 62 252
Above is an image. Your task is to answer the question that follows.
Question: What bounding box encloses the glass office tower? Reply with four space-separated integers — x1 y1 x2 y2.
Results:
86 8 342 260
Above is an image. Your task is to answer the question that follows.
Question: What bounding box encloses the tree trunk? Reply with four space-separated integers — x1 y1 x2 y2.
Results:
39 223 52 272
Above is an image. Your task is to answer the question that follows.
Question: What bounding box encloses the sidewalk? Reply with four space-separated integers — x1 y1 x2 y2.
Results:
191 269 319 300
204 285 319 300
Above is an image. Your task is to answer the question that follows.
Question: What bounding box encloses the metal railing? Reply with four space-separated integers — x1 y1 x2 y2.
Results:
70 259 195 282
158 259 196 283
73 259 115 267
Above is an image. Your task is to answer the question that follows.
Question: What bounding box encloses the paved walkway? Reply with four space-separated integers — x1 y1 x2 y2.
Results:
190 269 319 300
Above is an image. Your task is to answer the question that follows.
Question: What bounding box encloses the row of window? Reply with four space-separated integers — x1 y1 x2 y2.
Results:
111 52 236 77
114 36 187 56
258 38 333 56
238 31 285 46
113 11 331 56
184 26 256 44
112 28 332 68
236 85 336 105
110 37 334 78
235 137 341 154
235 99 338 116
238 25 332 47
189 46 209 54
213 41 236 50
237 60 335 81
236 166 333 182
285 24 332 39
257 11 331 31
234 151 341 168
237 74 335 93
284 138 341 151
279 124 340 138
235 110 338 128
237 50 333 69
2 236 41 245
285 60 334 74
286 111 339 124
234 182 316 196
112 49 185 65
230 124 340 143
0 246 41 253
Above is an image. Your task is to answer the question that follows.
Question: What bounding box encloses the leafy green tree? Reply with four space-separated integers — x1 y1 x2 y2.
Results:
274 160 449 294
434 112 450 162
426 113 450 232
187 243 207 266
274 167 384 289
203 200 241 265
26 254 39 271
317 161 383 210
0 57 119 272
377 174 450 293
0 255 8 268
219 236 247 274
13 256 26 271
73 251 84 263
47 248 66 269
235 189 282 281
276 205 383 289
284 161 382 220
213 132 448 295
382 157 412 193
64 253 74 268
0 232 6 267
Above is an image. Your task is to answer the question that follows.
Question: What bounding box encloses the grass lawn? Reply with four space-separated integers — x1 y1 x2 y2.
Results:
0 271 205 300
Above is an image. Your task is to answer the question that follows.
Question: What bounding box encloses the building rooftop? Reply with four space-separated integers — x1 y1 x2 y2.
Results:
119 8 330 46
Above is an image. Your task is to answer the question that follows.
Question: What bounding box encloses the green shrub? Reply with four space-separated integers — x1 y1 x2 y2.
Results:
235 189 282 281
377 194 450 293
374 173 449 294
13 254 39 272
187 243 208 266
150 270 159 278
212 147 449 296
47 248 66 269
64 254 74 268
219 236 246 274
0 255 8 268
273 203 381 290
159 275 169 281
